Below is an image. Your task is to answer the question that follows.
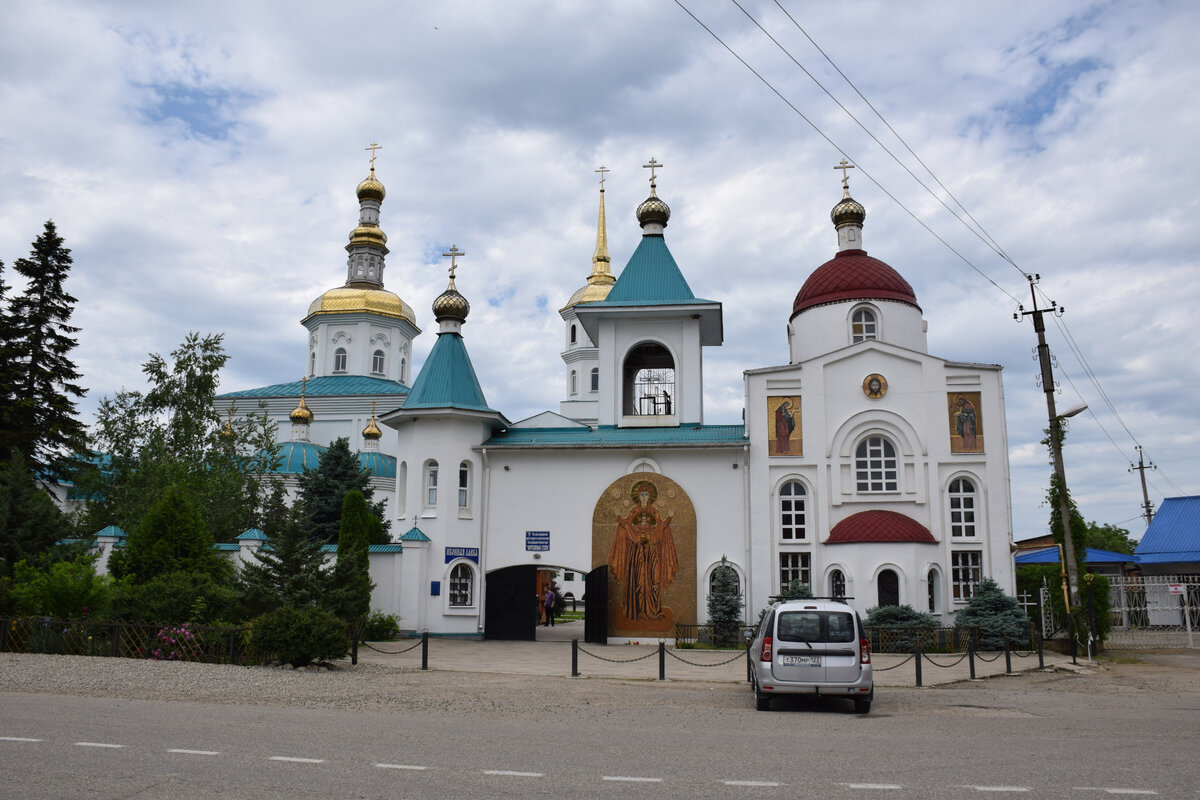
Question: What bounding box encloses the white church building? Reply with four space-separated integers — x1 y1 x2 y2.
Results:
217 156 1015 641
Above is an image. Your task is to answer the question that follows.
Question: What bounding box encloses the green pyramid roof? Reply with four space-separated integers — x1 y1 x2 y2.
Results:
591 236 714 307
402 332 497 413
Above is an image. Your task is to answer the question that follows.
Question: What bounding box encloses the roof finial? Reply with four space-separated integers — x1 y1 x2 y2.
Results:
595 164 610 190
365 141 383 173
442 245 465 283
835 158 855 198
643 157 663 193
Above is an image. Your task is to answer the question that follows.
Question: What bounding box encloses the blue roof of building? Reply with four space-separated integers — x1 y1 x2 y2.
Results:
1134 496 1200 563
237 529 268 541
1015 546 1140 565
399 526 431 542
590 235 714 307
270 441 327 474
215 542 240 552
219 374 409 399
483 424 746 448
95 525 127 539
359 451 397 479
402 332 497 413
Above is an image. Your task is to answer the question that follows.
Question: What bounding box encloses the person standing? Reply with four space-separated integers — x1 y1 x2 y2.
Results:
543 587 556 626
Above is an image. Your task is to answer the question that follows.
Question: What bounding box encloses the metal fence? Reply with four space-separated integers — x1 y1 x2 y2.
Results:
674 623 758 648
1105 575 1200 649
0 617 258 665
866 626 987 654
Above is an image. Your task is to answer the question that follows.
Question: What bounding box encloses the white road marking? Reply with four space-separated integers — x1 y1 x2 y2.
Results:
375 763 428 770
0 737 42 742
967 787 1029 793
603 776 664 783
269 756 325 764
168 749 219 756
725 780 783 787
844 784 903 790
75 742 123 748
483 770 544 777
1075 790 1158 796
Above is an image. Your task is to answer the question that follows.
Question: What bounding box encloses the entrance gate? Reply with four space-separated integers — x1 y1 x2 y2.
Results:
585 565 608 644
485 565 537 641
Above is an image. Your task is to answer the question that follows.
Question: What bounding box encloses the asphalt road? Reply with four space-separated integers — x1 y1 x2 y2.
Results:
1 654 1197 799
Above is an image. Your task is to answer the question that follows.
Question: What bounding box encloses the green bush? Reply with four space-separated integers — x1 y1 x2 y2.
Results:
109 570 245 624
362 610 400 641
866 604 938 628
9 556 111 619
955 578 1031 650
251 606 349 667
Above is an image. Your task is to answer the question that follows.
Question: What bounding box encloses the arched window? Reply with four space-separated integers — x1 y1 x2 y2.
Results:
458 461 471 510
829 569 846 600
449 563 473 606
333 347 348 373
855 436 898 492
927 567 941 613
877 569 899 607
570 370 578 395
371 349 385 374
423 460 438 509
622 343 675 416
401 357 407 382
308 351 316 376
708 563 741 598
949 478 977 538
590 367 599 392
779 480 806 540
396 461 407 518
570 324 577 344
852 308 877 343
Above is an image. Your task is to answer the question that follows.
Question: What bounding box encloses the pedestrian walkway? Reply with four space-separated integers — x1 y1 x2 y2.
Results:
355 620 1084 687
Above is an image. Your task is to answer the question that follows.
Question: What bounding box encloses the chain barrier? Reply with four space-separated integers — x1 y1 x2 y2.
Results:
871 653 915 671
921 651 969 669
360 638 423 655
974 650 1003 663
665 649 745 668
1010 648 1036 659
576 644 658 664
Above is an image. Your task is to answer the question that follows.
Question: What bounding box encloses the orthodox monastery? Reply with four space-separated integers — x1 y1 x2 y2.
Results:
216 154 1015 641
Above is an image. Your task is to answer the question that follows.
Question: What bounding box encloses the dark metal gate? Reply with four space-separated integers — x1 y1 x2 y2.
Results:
584 565 608 644
485 565 538 641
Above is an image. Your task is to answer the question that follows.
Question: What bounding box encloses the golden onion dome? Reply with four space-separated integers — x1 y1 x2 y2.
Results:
357 168 386 202
289 395 313 424
831 193 866 228
636 192 671 229
347 224 388 249
305 286 416 324
219 414 236 440
432 284 470 322
362 414 382 440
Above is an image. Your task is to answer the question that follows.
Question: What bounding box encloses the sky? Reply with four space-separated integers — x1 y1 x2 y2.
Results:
2 0 1197 543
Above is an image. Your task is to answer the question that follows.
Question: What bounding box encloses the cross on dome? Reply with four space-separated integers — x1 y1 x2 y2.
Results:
643 157 663 187
442 245 465 279
835 158 855 195
365 141 383 171
595 165 610 189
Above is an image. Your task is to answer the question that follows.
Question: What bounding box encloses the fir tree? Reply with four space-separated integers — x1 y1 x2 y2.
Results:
109 483 227 583
954 577 1030 650
3 221 88 484
297 437 389 543
706 556 744 647
240 480 331 613
331 490 373 623
0 448 67 577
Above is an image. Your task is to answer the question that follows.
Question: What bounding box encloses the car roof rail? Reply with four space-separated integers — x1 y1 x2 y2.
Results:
769 595 856 603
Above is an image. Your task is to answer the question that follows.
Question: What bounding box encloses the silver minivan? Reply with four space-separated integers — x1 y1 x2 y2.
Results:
748 598 874 712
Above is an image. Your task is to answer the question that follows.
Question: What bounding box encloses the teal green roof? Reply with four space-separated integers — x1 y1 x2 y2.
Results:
95 525 126 539
270 441 326 474
215 543 240 552
402 332 497 413
319 543 404 553
219 375 408 400
591 236 714 307
400 526 431 542
359 451 397 479
483 424 746 448
237 528 268 541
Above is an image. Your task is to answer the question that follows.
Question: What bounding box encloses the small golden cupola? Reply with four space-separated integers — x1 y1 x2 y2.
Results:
289 378 314 441
432 245 471 328
635 157 671 234
361 403 382 451
831 158 867 251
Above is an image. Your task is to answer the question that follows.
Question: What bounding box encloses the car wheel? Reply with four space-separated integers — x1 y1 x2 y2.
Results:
853 694 872 714
752 677 771 711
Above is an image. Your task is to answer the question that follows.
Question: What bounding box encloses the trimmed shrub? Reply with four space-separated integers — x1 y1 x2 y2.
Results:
9 556 111 619
251 606 349 667
866 604 938 628
362 610 400 641
955 578 1031 650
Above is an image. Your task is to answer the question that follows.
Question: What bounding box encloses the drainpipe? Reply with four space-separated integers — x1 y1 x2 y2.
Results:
479 446 490 636
742 442 752 624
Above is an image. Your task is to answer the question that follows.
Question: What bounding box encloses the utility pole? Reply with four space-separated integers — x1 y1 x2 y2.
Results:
1129 445 1156 528
1016 274 1083 608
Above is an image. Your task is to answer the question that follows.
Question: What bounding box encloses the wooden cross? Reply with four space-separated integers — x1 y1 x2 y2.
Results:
595 165 610 189
365 141 383 170
643 157 663 185
834 158 855 188
442 245 465 279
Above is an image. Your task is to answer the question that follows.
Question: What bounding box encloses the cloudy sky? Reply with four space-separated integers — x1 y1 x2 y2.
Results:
2 1 1197 542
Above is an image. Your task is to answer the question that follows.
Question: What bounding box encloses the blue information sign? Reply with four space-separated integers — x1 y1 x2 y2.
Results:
444 547 480 564
525 531 550 552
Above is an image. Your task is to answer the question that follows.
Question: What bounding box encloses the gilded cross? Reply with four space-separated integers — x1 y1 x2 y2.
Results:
595 165 610 189
643 157 663 185
365 141 383 170
442 245 465 279
834 158 855 189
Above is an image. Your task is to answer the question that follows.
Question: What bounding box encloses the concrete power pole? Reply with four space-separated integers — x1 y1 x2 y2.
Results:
1129 445 1156 528
1016 274 1084 608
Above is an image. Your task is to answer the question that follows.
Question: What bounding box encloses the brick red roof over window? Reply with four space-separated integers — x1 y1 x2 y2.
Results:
826 510 936 544
791 249 920 317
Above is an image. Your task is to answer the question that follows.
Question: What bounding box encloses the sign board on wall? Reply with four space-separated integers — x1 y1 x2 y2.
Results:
444 547 480 564
526 531 550 551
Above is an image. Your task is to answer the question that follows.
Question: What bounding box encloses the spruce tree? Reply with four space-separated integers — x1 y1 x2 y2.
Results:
109 483 227 583
240 480 331 613
331 490 373 623
706 556 744 647
297 437 389 543
3 221 88 484
954 578 1030 650
0 448 67 577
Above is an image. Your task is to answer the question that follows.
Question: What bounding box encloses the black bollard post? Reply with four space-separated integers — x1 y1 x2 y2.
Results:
1036 628 1044 669
968 637 976 680
1068 616 1078 665
1004 635 1012 674
1086 583 1099 659
572 638 579 677
658 640 666 681
914 640 922 687
421 630 429 671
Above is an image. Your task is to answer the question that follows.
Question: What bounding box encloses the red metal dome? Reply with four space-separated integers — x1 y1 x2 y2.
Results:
826 510 936 544
791 249 920 318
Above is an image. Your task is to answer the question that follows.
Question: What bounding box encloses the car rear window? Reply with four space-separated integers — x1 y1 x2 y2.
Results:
776 610 856 643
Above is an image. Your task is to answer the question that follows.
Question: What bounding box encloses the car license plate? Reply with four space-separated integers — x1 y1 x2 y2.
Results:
780 655 821 667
